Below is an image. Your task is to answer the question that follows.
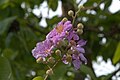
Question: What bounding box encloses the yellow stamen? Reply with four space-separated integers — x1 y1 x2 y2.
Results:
56 25 63 33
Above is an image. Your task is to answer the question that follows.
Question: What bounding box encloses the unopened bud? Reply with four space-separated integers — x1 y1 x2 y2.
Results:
68 10 74 16
55 49 61 56
67 49 73 54
46 68 53 75
77 29 83 35
66 55 72 63
62 17 68 22
70 40 76 46
79 5 85 10
47 57 55 64
62 38 69 47
36 57 43 63
77 23 84 29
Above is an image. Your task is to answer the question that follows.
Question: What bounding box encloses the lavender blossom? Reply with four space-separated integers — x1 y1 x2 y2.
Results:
72 39 87 70
67 30 79 42
62 39 87 70
32 39 54 59
46 20 72 45
72 53 87 70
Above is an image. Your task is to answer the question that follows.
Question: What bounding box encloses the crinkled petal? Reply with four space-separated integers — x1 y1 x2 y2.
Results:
60 32 66 38
64 21 71 26
58 21 64 25
73 34 79 40
46 29 57 39
64 24 72 31
72 54 79 60
76 47 85 53
32 39 53 59
77 39 87 46
79 54 87 64
72 59 82 70
67 31 73 41
62 55 69 64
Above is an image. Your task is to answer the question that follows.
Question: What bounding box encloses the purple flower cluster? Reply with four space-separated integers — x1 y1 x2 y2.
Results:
32 20 87 70
46 21 72 45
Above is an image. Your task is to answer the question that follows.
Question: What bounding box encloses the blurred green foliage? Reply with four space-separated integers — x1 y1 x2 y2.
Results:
0 0 120 80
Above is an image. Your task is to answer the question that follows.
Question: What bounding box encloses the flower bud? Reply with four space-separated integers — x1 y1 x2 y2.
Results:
36 57 43 63
68 10 74 16
77 23 84 29
46 68 53 75
79 5 85 10
66 55 72 63
77 29 83 35
62 17 68 22
67 49 73 54
62 38 69 47
47 57 55 64
55 49 61 56
70 40 76 46
43 61 48 64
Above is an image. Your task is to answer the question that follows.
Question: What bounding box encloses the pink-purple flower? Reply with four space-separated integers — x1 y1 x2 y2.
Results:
46 21 72 44
32 39 54 59
62 39 87 70
32 19 87 70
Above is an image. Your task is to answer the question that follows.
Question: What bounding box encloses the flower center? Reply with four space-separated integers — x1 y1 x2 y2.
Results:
56 25 64 33
45 49 50 53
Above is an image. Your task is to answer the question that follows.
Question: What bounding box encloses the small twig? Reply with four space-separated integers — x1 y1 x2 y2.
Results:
72 9 80 25
52 59 61 69
44 74 48 80
46 64 51 69
44 59 61 80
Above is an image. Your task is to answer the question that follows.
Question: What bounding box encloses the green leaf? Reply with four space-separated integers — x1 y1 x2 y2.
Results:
0 0 9 6
32 76 44 80
0 56 14 80
0 16 16 35
50 63 67 80
113 42 120 64
47 0 58 11
80 65 97 80
3 48 18 60
104 0 112 11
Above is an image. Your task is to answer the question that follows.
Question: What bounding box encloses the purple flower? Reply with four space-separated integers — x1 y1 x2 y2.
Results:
67 30 79 42
46 20 72 44
32 39 54 59
71 39 87 70
72 53 87 70
62 39 87 70
62 55 69 64
72 58 82 70
77 39 87 47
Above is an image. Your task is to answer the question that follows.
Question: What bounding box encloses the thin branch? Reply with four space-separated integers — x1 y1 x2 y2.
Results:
44 59 61 80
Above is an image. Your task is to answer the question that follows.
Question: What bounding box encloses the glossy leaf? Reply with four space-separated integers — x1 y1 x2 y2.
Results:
0 56 14 80
113 42 120 64
80 65 97 80
32 76 44 80
0 0 8 6
0 16 16 35
50 63 67 80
